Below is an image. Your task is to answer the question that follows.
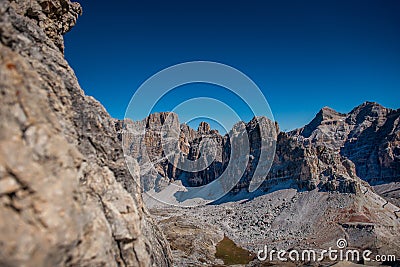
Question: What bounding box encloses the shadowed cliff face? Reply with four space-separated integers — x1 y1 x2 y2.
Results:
125 101 399 202
124 113 274 192
290 102 400 185
124 111 362 197
0 1 172 266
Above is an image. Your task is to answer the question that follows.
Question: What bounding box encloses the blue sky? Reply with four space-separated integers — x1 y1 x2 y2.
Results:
65 0 400 132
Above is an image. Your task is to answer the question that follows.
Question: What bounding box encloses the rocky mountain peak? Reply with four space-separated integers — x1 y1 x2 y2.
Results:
347 101 389 125
353 101 384 111
289 101 400 186
299 106 345 138
197 121 211 134
319 106 342 118
145 111 179 129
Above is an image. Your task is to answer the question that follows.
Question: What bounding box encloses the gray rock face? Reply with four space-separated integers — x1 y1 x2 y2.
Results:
124 113 277 193
264 132 364 194
290 102 400 185
0 1 171 266
126 103 399 201
125 111 361 196
8 0 82 53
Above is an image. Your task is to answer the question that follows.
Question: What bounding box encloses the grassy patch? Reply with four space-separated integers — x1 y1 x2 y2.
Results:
215 236 255 265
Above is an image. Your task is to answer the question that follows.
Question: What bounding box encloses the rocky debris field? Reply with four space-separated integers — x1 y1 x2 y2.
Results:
150 183 400 266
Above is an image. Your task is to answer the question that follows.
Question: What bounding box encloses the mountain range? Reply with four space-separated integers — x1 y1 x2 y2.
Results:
123 103 400 266
124 101 400 207
0 0 399 266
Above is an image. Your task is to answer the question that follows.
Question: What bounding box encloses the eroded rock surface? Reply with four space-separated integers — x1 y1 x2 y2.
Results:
289 102 400 204
126 102 399 206
290 102 400 185
0 1 171 266
124 111 362 196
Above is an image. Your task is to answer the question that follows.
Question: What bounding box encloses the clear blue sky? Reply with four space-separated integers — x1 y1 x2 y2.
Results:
65 0 400 131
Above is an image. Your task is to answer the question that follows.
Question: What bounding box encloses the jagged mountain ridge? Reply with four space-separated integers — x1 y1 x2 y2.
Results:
124 101 399 207
290 101 400 185
123 113 278 193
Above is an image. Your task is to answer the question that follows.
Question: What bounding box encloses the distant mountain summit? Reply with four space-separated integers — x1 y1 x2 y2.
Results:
300 106 346 138
290 101 400 186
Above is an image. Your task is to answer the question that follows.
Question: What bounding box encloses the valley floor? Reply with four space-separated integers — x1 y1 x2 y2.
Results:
147 186 400 266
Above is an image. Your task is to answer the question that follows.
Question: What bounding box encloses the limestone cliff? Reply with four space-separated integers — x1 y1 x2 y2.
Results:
0 1 171 266
289 102 400 205
290 102 400 185
124 112 360 196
